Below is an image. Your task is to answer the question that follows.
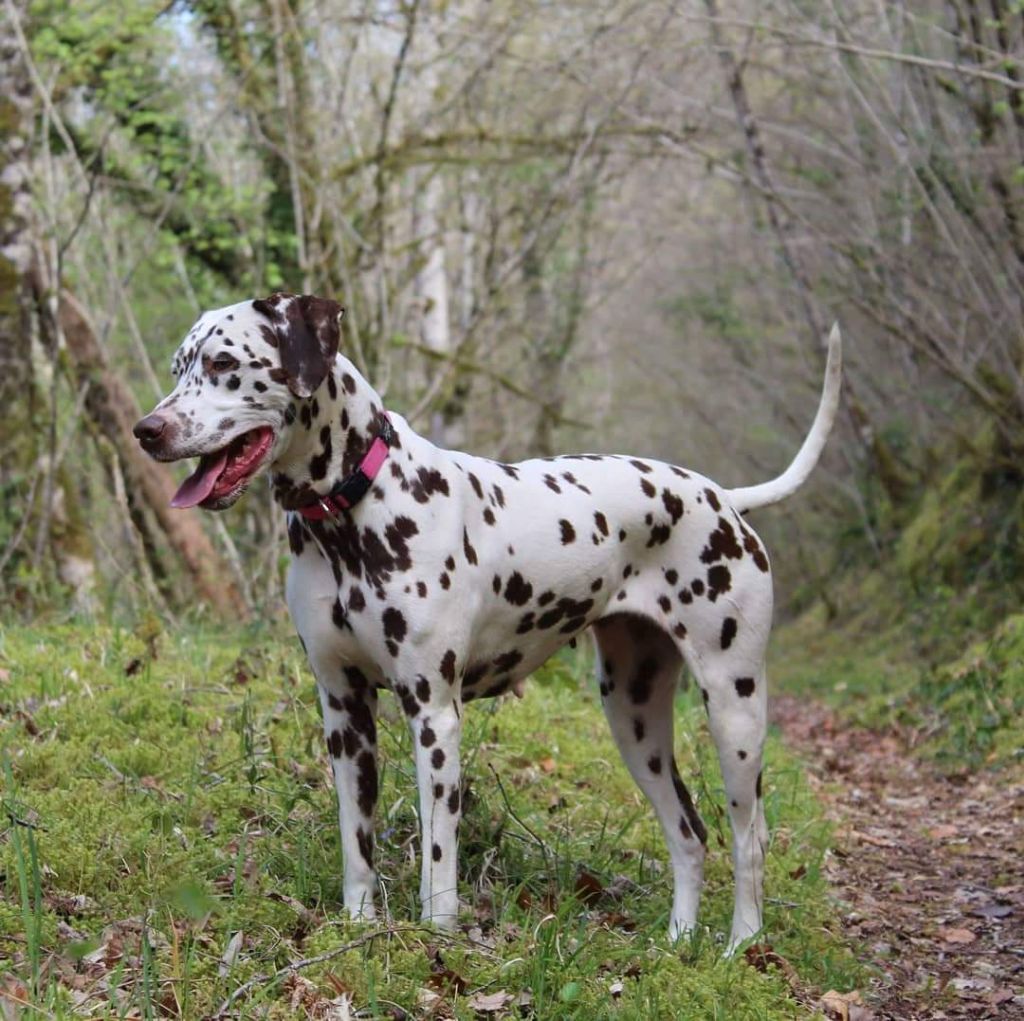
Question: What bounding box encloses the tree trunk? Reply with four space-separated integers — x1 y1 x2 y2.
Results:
0 1 35 456
415 170 456 446
53 285 248 618
0 0 97 609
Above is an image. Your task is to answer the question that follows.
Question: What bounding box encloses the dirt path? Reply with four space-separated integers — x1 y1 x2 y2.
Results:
771 695 1024 1020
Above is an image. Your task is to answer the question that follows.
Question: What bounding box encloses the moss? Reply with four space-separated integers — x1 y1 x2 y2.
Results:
917 613 1024 769
0 622 862 1017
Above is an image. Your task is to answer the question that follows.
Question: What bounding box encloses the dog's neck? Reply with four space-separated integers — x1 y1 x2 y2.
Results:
270 358 391 510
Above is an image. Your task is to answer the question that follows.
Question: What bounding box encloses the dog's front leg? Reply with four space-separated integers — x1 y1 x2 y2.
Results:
318 679 379 919
403 685 462 927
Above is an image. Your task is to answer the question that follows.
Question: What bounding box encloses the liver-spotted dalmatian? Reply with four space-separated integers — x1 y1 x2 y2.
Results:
134 293 841 952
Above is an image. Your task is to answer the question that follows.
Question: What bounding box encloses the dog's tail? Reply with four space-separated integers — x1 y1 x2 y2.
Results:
726 324 842 514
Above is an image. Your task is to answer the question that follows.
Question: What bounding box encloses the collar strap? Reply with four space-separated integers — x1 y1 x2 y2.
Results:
297 414 394 520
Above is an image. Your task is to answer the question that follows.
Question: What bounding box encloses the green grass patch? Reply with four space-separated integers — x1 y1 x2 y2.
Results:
1 622 858 1018
773 575 1024 772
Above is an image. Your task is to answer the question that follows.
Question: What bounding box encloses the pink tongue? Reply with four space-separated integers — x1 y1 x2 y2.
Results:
170 450 229 509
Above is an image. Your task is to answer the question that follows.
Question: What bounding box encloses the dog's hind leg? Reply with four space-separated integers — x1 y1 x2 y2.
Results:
688 625 770 953
593 614 707 940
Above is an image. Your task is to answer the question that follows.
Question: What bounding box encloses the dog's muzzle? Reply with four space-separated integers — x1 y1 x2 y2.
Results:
133 412 172 456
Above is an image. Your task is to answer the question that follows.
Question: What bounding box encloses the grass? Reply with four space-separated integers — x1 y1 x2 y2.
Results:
772 571 1024 773
0 619 861 1018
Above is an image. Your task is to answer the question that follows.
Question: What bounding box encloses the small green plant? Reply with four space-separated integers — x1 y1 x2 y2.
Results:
3 757 44 999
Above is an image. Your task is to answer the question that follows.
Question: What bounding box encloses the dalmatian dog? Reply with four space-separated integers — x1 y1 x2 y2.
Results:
134 292 841 951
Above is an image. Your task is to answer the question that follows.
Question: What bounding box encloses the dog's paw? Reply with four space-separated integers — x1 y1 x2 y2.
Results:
667 918 697 943
420 910 458 931
344 899 377 923
723 927 762 958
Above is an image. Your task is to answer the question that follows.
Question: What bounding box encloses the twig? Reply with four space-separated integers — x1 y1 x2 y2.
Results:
686 13 1024 90
392 338 593 430
487 764 551 876
0 471 40 582
214 925 428 1016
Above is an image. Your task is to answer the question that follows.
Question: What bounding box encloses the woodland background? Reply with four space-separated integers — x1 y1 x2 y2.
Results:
2 3 1024 1017
2 0 1023 630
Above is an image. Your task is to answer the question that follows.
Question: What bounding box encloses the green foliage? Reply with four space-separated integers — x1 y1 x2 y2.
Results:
917 614 1024 769
0 623 860 1017
895 451 1024 599
775 429 1024 771
30 0 284 291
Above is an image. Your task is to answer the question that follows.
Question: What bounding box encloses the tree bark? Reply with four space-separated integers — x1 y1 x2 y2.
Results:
53 284 248 618
0 0 36 460
0 0 97 608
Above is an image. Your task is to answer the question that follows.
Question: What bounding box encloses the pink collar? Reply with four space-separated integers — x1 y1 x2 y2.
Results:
296 415 394 520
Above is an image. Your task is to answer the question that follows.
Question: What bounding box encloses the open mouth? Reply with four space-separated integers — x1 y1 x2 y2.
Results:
170 427 275 509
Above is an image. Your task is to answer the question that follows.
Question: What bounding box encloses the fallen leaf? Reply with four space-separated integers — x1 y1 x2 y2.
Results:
821 989 867 1020
416 988 440 1005
538 757 556 773
427 947 468 995
218 930 243 977
988 988 1015 1006
743 944 798 987
575 869 604 906
467 989 513 1013
0 980 30 1021
970 903 1012 919
789 863 807 880
849 829 895 848
937 927 976 945
597 911 637 931
427 968 468 995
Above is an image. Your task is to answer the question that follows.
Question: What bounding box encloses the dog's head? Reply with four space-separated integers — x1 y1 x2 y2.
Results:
134 292 343 510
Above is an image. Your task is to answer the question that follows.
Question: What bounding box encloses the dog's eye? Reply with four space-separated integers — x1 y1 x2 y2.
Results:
210 353 239 373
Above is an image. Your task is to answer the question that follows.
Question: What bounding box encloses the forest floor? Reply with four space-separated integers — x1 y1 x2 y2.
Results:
1 619 1021 1019
772 694 1024 1020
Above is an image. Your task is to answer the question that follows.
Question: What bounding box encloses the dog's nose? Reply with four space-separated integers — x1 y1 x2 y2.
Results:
133 413 167 445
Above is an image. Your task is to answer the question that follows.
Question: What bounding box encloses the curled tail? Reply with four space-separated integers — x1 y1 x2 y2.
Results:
727 324 842 513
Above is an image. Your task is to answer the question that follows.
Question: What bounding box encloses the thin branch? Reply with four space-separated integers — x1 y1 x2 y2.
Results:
392 341 593 431
214 925 437 1016
687 13 1024 89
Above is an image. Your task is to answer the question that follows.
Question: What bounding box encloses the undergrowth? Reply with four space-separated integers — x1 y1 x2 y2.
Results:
0 621 859 1018
774 439 1024 773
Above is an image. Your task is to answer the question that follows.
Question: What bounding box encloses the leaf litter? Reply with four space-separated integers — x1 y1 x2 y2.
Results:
772 695 1024 1020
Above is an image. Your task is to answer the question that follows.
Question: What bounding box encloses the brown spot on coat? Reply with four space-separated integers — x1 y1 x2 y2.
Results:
706 564 732 602
327 729 343 758
629 657 658 705
721 617 738 649
504 572 533 606
356 751 378 816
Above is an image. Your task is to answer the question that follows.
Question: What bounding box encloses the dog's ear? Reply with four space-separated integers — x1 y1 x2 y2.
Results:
253 293 345 398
